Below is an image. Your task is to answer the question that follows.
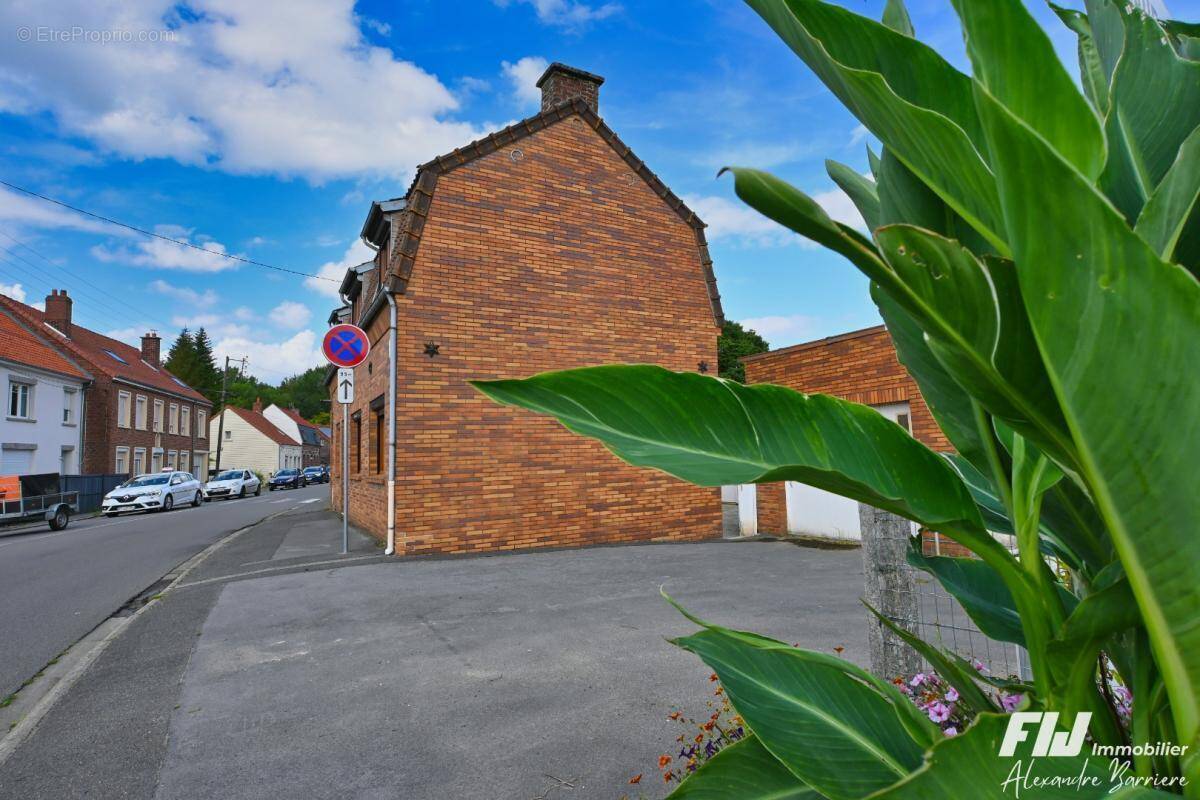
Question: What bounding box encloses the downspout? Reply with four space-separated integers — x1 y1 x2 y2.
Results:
384 291 398 556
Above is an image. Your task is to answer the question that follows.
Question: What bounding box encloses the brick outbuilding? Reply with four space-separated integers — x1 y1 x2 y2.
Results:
328 63 723 556
741 325 949 539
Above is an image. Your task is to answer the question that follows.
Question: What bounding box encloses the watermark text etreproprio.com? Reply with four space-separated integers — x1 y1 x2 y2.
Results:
15 26 178 44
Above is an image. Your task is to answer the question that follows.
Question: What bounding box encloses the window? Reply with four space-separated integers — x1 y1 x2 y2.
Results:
151 449 163 472
180 451 190 472
135 395 148 430
168 403 179 434
194 452 208 481
117 390 132 428
133 448 146 475
197 410 207 438
103 349 127 364
115 446 130 475
63 388 76 425
181 406 191 438
167 450 177 469
61 446 76 474
8 380 32 419
351 414 361 473
224 429 232 441
373 409 384 474
153 399 164 432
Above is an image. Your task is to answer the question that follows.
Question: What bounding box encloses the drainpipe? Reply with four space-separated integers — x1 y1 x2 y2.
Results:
384 291 398 555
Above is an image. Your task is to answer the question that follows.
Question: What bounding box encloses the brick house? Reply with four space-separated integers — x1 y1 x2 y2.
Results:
0 290 213 478
740 325 949 540
327 63 723 556
261 404 324 467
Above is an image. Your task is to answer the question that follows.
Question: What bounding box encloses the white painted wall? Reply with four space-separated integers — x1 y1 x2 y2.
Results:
207 409 301 477
262 405 301 444
0 361 87 475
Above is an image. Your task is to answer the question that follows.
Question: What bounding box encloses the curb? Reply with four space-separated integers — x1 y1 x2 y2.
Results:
0 505 294 768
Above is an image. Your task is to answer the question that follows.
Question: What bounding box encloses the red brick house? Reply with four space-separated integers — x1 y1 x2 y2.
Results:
0 290 213 478
741 325 948 539
328 63 723 556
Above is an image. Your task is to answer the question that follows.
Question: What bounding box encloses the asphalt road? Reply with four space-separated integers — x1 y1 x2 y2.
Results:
0 481 331 699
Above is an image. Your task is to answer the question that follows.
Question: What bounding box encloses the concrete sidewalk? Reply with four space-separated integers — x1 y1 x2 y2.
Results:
0 509 868 800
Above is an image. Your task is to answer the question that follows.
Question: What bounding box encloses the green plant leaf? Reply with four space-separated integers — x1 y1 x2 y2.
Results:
826 159 880 232
944 453 1012 534
1134 125 1200 269
863 600 995 714
881 0 913 37
744 0 1007 252
950 0 1104 180
672 627 926 800
906 541 1025 647
473 364 1021 572
875 145 993 257
977 81 1200 762
667 735 820 799
1049 2 1110 115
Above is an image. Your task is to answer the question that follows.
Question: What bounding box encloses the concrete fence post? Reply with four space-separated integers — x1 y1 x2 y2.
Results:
858 502 923 680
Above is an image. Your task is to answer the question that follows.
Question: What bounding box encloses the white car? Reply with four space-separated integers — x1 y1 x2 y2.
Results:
204 468 261 500
102 471 204 516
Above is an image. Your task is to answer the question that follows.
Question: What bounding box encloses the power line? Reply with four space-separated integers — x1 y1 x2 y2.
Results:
0 179 340 282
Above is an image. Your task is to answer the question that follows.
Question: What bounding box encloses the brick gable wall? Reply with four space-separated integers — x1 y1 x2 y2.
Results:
742 326 950 536
334 114 721 555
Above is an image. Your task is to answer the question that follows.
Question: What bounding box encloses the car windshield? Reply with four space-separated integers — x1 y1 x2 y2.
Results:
214 471 243 481
303 467 321 473
120 474 169 488
276 470 297 477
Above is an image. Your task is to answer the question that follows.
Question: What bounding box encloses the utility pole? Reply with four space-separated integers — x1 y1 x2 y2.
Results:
213 355 247 474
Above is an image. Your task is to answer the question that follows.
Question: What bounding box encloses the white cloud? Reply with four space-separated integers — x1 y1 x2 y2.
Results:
495 0 621 28
269 300 313 329
103 326 149 348
0 282 27 303
305 239 374 299
212 329 324 382
684 181 867 249
811 185 866 231
0 1 492 182
92 226 239 272
233 306 256 321
848 124 870 147
501 56 548 108
0 186 124 236
739 315 819 348
151 279 218 307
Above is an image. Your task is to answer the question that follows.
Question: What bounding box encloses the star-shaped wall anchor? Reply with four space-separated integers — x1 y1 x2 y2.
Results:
423 341 440 358
698 360 709 374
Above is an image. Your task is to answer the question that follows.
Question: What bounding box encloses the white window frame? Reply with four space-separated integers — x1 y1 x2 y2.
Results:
8 378 33 420
151 449 163 473
115 446 130 475
168 403 179 435
62 387 77 425
117 390 132 429
197 410 207 438
153 399 164 433
133 447 146 476
135 395 148 430
166 449 177 469
180 406 191 439
180 450 190 472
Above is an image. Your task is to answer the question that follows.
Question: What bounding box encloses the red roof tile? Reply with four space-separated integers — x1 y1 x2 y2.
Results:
227 406 295 445
0 294 209 404
0 306 89 380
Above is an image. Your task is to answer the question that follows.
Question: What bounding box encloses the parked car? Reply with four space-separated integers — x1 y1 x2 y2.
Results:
102 471 204 516
204 469 261 500
302 465 329 484
268 469 306 491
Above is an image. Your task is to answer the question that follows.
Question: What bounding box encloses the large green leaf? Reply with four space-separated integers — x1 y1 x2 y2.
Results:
1134 125 1200 270
977 83 1200 763
906 542 1025 647
667 736 819 800
1049 2 1110 115
673 627 926 800
880 0 912 37
949 0 1104 180
745 0 1007 252
871 714 1168 799
473 365 1019 570
826 159 879 232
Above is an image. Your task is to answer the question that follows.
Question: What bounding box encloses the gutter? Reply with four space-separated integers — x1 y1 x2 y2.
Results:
384 291 397 556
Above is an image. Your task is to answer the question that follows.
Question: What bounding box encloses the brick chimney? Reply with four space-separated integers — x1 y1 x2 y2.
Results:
253 397 263 414
141 331 161 368
44 289 72 337
536 62 604 113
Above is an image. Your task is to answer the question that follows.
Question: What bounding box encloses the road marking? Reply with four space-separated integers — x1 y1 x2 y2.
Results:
299 498 321 504
269 499 288 504
173 554 384 589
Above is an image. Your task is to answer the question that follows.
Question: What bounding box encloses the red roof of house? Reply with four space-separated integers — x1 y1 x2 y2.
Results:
0 294 209 403
227 406 296 445
0 306 89 380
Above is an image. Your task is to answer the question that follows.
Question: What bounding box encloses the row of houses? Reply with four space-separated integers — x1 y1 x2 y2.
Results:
208 398 329 479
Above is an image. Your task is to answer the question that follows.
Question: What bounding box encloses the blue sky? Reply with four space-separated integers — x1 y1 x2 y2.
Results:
1 0 1196 381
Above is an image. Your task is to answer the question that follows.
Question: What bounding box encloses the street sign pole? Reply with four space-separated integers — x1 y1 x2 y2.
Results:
322 325 368 559
342 401 349 555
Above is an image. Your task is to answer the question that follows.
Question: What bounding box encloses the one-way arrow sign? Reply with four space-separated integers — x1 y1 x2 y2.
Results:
337 368 355 404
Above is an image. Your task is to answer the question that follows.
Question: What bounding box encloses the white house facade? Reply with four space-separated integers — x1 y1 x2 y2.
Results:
208 405 302 478
1 360 89 475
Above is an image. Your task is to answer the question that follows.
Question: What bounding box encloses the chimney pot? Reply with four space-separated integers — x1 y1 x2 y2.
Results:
44 289 73 337
141 331 161 368
536 62 604 113
253 397 263 414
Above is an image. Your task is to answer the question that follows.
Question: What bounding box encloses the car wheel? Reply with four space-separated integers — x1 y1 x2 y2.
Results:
254 484 261 496
269 486 275 491
162 494 174 512
192 491 202 507
239 485 246 499
49 507 69 531
104 511 117 518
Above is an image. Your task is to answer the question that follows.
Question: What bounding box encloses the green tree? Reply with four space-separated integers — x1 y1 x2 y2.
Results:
277 366 330 420
191 327 221 402
164 328 196 381
474 0 1200 795
717 320 770 382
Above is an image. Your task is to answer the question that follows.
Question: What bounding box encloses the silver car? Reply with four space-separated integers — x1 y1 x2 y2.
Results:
102 470 204 516
204 468 261 500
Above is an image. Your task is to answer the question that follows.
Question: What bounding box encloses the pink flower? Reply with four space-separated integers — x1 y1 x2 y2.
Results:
927 702 951 723
972 659 988 674
944 726 958 737
945 687 959 703
1001 693 1024 712
910 673 927 687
